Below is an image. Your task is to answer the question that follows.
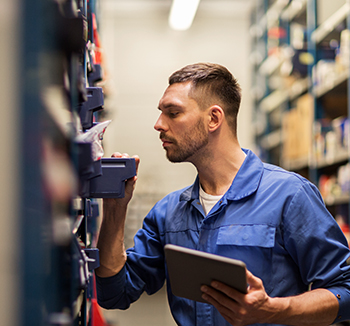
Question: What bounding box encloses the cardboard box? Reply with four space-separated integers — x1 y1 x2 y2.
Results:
282 93 314 161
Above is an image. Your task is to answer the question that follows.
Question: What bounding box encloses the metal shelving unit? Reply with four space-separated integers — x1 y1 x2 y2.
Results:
251 0 350 263
251 5 350 323
17 0 133 325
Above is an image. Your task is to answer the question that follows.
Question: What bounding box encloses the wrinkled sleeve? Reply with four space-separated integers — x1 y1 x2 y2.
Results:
283 181 350 323
96 204 166 310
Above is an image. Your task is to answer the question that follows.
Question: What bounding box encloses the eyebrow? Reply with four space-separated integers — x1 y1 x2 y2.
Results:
158 103 183 110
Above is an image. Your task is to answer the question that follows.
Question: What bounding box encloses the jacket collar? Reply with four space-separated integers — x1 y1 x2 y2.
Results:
179 149 264 202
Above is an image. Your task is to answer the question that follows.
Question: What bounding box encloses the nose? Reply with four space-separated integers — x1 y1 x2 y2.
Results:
154 113 167 132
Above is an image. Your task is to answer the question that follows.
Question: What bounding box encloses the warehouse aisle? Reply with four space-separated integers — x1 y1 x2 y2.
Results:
102 285 176 326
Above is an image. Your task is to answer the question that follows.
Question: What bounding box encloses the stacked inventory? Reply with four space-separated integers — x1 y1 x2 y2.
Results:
19 0 135 325
250 0 350 249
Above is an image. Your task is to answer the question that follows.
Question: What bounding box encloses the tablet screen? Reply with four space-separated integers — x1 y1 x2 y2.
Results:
165 244 247 303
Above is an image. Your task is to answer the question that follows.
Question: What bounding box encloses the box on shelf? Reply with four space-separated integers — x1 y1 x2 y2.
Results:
335 29 350 71
318 162 350 201
282 93 314 161
313 117 349 162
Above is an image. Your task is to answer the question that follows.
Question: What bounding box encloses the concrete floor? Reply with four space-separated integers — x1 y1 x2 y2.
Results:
101 286 177 326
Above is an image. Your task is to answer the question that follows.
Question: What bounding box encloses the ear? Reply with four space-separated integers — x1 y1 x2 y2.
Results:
208 105 224 132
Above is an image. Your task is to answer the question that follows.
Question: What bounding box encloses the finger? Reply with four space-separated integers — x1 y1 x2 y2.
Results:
111 153 140 172
201 288 237 324
111 152 130 158
125 175 137 190
132 155 140 174
109 152 139 192
121 175 138 202
210 281 245 304
220 312 236 326
246 269 264 291
202 284 240 307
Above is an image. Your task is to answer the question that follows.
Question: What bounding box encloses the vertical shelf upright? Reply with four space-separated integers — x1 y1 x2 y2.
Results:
17 0 113 325
251 0 305 166
18 1 136 324
251 0 350 248
19 0 81 324
309 0 350 245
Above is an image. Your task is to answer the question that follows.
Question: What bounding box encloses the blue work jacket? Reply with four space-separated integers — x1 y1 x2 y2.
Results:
97 149 350 325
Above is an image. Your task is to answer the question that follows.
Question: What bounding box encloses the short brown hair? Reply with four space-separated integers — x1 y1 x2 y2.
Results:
169 63 241 136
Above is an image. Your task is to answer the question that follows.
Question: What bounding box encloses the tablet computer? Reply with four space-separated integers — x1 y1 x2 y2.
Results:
164 244 247 303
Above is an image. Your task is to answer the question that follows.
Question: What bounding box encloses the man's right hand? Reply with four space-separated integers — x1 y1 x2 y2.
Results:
96 152 140 278
109 152 140 206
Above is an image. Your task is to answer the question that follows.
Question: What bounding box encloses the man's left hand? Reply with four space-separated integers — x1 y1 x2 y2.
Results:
201 270 278 326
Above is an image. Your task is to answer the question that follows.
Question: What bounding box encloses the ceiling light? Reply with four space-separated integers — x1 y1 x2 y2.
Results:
169 0 201 31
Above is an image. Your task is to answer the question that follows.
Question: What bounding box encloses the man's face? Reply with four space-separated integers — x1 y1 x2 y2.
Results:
154 82 209 163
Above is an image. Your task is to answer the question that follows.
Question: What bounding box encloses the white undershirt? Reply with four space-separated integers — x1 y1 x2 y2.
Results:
199 185 223 216
199 150 247 215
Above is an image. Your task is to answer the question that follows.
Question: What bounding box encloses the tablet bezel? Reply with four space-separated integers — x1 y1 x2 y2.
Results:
164 244 247 303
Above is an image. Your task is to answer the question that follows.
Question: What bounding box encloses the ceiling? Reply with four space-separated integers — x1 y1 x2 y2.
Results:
100 0 254 18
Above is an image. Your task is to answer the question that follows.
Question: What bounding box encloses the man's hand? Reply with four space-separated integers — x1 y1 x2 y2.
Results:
96 152 140 278
201 269 339 326
201 270 278 326
110 152 140 206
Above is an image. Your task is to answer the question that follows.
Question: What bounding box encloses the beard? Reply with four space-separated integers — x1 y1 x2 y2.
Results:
160 117 209 163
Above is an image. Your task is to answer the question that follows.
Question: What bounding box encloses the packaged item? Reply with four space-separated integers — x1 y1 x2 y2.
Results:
75 120 111 161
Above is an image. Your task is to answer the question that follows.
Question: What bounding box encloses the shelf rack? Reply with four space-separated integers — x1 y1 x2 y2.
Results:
17 0 137 325
250 0 350 256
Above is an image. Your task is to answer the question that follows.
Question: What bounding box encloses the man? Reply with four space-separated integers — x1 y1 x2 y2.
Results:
96 63 350 325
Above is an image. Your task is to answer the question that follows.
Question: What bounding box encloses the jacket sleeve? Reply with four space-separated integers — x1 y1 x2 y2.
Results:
283 181 350 323
96 204 166 310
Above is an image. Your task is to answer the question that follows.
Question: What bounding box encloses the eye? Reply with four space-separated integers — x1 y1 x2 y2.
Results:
169 111 180 118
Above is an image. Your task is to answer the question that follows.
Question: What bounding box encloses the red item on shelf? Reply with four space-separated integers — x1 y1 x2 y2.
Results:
90 274 108 326
92 13 103 65
91 298 107 326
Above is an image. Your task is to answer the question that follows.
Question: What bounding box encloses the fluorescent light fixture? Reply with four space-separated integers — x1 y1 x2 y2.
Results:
169 0 201 31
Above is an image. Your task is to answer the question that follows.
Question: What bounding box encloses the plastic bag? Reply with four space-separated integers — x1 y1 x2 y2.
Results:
75 120 111 161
